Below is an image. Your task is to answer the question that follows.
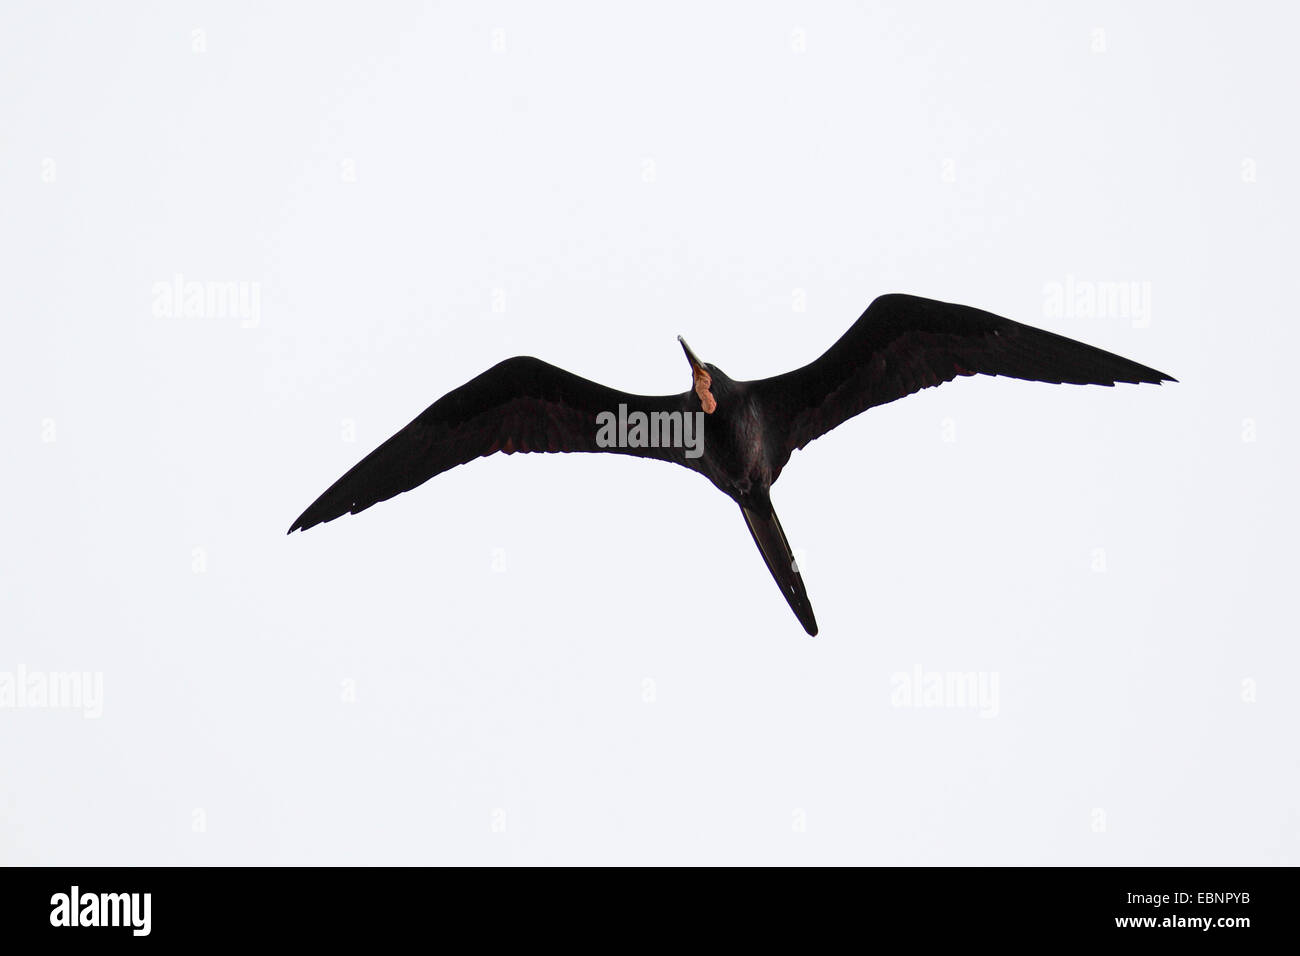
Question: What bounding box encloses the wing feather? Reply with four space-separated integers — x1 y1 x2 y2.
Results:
289 356 687 533
754 294 1175 457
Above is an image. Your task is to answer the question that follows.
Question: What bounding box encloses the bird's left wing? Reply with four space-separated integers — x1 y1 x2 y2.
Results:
751 293 1175 461
289 356 687 533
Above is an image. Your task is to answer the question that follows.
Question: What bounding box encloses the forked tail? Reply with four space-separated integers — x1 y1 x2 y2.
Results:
740 504 818 636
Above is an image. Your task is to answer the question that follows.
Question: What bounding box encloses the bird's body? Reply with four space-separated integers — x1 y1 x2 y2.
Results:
289 294 1175 635
689 381 773 505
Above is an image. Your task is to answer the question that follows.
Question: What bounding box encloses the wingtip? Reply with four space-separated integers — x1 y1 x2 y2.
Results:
1125 367 1176 386
286 514 313 535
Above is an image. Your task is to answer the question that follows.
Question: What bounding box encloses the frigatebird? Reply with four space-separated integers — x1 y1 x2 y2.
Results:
289 293 1174 635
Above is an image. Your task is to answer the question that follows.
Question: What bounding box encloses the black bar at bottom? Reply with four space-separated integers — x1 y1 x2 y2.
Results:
0 865 1286 943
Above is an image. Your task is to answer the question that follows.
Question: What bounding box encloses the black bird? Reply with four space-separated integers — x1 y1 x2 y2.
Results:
289 293 1175 635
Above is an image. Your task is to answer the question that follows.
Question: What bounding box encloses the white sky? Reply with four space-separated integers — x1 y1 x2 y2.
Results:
2 1 1295 864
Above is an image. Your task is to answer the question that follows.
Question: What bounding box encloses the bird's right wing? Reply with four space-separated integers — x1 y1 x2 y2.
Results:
289 356 687 533
752 294 1175 459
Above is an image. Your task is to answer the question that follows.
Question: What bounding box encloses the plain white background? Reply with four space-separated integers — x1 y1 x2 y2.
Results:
2 1 1295 865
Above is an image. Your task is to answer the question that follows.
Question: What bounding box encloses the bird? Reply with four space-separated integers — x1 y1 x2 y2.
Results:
288 293 1175 636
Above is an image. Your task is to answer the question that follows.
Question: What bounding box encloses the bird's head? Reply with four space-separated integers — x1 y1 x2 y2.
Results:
678 336 726 414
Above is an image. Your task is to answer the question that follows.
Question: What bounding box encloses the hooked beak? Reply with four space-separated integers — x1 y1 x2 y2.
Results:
678 335 717 414
678 335 705 374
